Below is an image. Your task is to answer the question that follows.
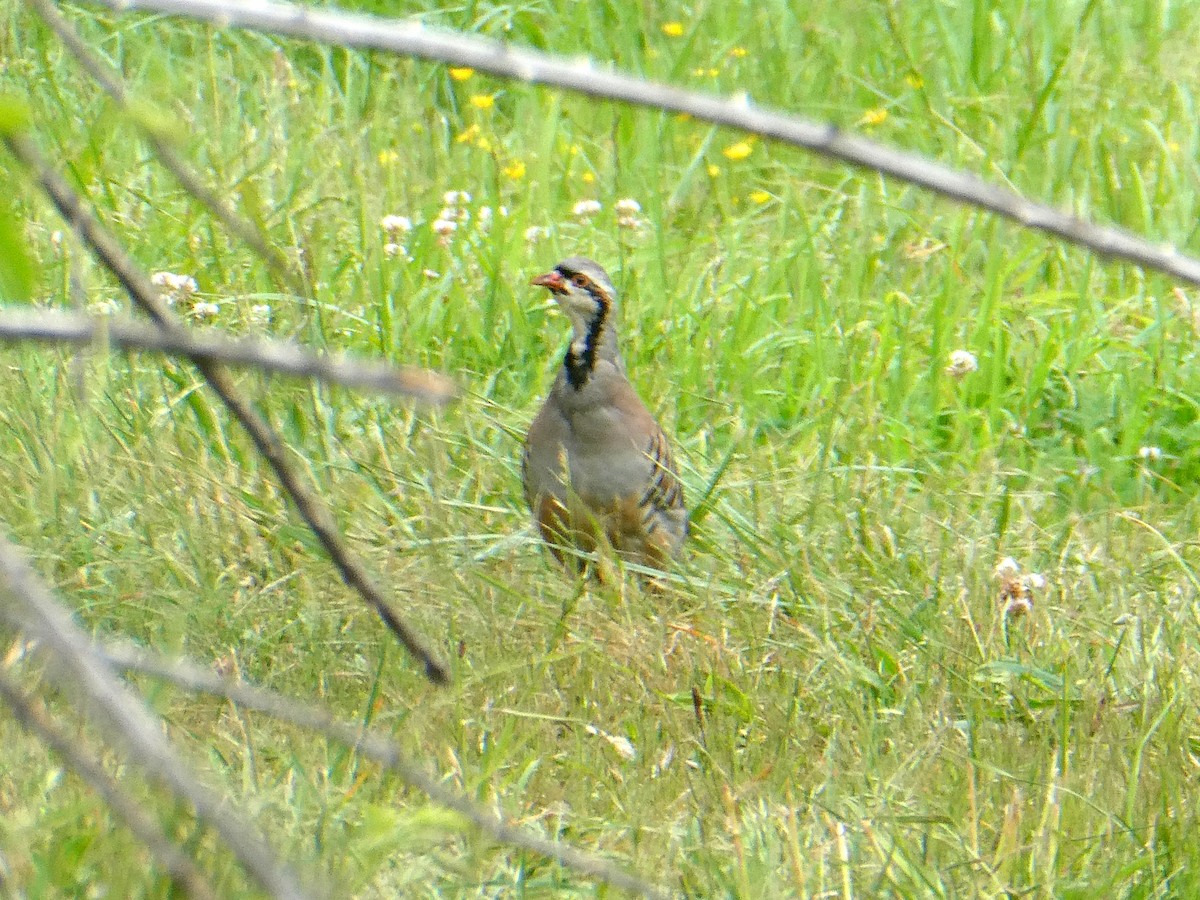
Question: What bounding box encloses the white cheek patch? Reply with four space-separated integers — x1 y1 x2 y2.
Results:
562 302 596 343
570 296 596 317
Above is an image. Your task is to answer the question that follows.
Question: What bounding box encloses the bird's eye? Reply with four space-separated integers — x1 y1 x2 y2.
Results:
571 274 589 288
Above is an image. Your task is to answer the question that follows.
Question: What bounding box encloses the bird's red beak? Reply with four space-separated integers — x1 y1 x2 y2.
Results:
531 270 568 294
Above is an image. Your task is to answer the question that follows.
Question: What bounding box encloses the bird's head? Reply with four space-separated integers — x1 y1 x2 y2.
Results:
531 257 616 335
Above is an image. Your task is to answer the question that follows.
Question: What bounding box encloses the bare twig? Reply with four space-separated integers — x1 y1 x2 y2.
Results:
88 0 1200 287
2 133 449 685
0 671 218 900
101 641 673 900
24 0 309 295
0 306 456 402
0 533 310 900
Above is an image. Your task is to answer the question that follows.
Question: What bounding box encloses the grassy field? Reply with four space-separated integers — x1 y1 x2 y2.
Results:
4 0 1200 895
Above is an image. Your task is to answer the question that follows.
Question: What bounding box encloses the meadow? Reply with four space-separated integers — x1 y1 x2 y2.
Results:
3 0 1200 895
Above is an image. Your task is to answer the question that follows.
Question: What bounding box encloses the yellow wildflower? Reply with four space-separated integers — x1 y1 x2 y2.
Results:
470 94 495 110
707 163 720 177
729 47 748 58
455 123 481 144
905 73 924 89
860 108 888 126
476 136 492 152
378 149 399 165
503 160 526 179
662 22 684 37
449 67 474 81
582 171 596 184
749 190 771 204
722 141 753 161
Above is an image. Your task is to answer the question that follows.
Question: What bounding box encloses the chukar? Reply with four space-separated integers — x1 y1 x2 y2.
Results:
522 257 687 571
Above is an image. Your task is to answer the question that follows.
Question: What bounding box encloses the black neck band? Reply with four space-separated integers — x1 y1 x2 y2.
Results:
564 303 607 389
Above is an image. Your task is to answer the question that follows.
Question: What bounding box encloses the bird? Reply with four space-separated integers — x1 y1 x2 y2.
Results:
521 256 687 573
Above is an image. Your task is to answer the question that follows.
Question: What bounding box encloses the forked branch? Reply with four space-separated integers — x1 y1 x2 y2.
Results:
2 133 449 685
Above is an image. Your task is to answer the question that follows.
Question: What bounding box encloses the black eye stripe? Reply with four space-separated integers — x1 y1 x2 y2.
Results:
557 267 609 305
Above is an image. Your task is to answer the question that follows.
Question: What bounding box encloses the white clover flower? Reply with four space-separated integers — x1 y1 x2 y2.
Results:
153 272 197 294
615 198 645 231
380 214 413 235
383 242 405 258
524 225 549 243
88 298 120 317
573 199 602 218
946 349 978 378
422 268 441 279
994 556 1044 618
1138 446 1163 462
443 190 471 206
191 301 219 320
497 205 510 217
432 218 457 236
478 206 493 223
994 557 1021 580
248 303 271 324
151 271 198 306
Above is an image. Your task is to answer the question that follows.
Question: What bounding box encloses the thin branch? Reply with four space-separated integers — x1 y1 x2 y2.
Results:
0 671 218 900
2 133 449 685
0 307 457 402
0 533 310 900
101 641 673 900
88 0 1200 287
24 0 309 295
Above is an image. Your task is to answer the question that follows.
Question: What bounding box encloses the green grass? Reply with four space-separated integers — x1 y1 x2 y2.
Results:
4 0 1200 895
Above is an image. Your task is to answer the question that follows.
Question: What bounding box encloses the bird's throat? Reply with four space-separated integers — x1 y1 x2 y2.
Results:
563 309 607 389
